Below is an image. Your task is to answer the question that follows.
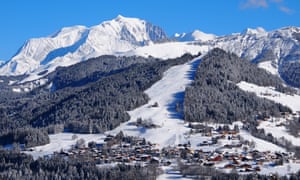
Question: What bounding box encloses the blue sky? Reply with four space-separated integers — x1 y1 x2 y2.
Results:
0 0 299 61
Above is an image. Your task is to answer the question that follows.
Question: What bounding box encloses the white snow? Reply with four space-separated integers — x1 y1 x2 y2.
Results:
258 118 300 146
259 162 300 176
8 80 16 85
174 30 216 42
237 81 300 112
25 133 106 159
158 165 193 180
124 42 209 59
12 88 21 93
239 129 286 152
242 27 267 36
258 61 279 76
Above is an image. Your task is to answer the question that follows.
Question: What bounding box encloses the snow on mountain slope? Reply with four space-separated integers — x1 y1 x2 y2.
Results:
237 81 300 112
258 119 300 147
241 27 267 36
124 42 209 59
258 61 279 76
173 27 300 81
18 42 207 84
0 60 4 66
174 30 216 42
0 15 167 77
0 26 89 75
214 27 300 63
108 58 200 146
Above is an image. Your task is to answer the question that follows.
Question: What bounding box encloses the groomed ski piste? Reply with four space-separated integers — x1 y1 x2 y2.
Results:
108 57 201 147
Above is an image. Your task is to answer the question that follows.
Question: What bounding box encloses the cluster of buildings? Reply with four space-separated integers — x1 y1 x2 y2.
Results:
55 133 162 165
52 124 297 174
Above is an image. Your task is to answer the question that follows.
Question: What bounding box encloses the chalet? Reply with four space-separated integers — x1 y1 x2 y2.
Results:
203 161 215 167
232 158 240 165
104 135 114 142
239 163 252 169
241 155 253 161
224 164 235 169
150 157 160 164
140 154 151 162
244 168 255 172
209 155 223 162
254 166 261 171
197 140 212 146
162 160 172 166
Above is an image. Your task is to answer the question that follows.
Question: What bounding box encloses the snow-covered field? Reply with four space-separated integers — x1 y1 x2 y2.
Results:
258 61 278 76
237 81 300 112
258 118 300 146
26 133 106 159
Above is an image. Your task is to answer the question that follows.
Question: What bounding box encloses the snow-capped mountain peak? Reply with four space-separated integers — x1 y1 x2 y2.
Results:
174 30 216 42
241 27 266 35
0 15 167 77
0 60 5 67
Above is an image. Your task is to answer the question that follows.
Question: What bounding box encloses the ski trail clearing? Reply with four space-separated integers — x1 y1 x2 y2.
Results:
109 58 201 147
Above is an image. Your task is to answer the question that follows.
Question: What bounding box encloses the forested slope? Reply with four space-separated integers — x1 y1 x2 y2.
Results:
184 48 291 123
0 54 196 147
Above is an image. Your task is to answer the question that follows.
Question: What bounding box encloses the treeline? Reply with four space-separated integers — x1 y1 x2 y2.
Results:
0 150 160 180
0 127 49 148
0 53 196 146
184 48 291 124
46 55 161 91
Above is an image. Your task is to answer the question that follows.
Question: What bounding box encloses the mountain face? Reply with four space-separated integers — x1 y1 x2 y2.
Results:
0 60 4 66
0 15 167 76
173 30 216 42
213 27 300 64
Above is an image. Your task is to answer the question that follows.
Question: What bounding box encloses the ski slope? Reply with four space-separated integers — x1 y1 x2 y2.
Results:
109 57 202 147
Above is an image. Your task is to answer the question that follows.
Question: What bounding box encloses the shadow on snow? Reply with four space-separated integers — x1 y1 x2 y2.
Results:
167 58 201 120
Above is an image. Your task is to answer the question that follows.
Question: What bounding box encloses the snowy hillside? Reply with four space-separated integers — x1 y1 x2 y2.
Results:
109 57 200 146
0 15 167 76
237 81 300 112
